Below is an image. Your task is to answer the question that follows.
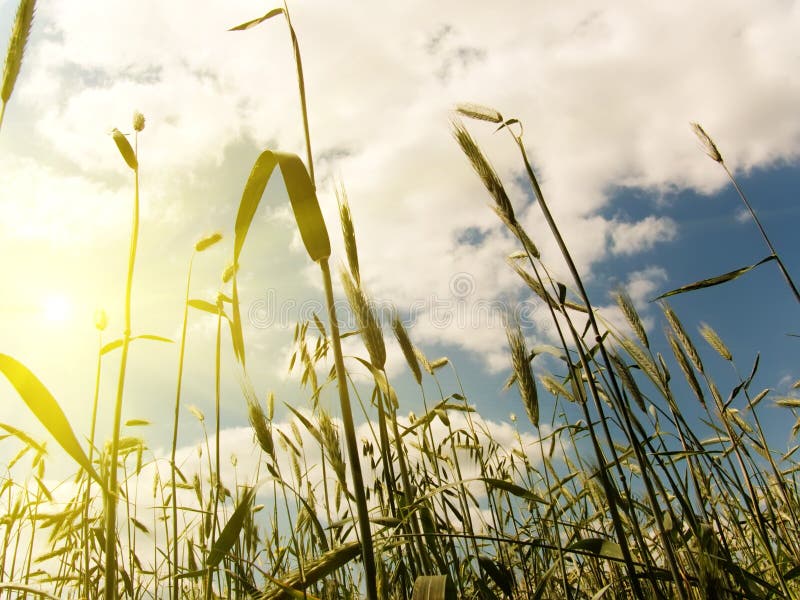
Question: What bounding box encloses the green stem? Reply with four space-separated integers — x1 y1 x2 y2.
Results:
320 257 377 600
283 3 314 185
722 164 800 304
104 135 140 600
513 133 690 598
283 3 375 593
170 255 193 600
83 331 103 598
204 305 223 600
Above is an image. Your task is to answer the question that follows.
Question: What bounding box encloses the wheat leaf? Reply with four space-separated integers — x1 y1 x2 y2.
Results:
188 299 220 314
135 334 173 344
411 575 457 600
477 555 514 598
0 583 60 600
230 150 331 367
567 538 624 562
100 334 172 355
278 153 330 262
234 149 329 265
654 255 776 300
230 278 246 366
0 353 104 489
207 486 257 568
228 8 284 32
481 477 545 503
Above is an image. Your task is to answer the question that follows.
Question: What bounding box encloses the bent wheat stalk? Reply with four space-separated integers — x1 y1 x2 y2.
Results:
230 5 379 596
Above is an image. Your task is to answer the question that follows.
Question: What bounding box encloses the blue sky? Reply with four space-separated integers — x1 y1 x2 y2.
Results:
0 0 798 481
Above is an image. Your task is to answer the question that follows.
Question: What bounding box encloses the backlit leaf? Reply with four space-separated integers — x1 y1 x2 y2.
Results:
0 354 104 489
207 486 257 568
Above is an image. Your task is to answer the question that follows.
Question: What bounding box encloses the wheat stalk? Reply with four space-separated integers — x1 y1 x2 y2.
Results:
103 113 145 600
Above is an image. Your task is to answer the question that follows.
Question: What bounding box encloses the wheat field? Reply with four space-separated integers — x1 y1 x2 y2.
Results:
1 2 799 599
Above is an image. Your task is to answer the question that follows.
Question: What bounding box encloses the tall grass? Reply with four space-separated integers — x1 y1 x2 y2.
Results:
103 115 145 600
169 231 223 600
0 7 798 600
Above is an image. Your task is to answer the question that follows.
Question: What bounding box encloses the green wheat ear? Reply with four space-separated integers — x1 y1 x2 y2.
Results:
0 0 36 130
506 320 539 429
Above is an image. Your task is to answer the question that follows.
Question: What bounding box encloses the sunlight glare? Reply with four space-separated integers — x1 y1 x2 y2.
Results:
43 294 73 323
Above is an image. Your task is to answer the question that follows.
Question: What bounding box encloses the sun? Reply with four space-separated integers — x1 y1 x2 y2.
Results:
42 294 73 323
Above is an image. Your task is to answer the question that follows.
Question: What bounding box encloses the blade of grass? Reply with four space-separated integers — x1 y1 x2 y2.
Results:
654 255 777 300
207 486 256 569
0 354 103 488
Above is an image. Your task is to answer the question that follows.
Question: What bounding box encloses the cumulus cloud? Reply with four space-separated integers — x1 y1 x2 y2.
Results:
610 216 678 255
1 0 798 424
0 155 128 244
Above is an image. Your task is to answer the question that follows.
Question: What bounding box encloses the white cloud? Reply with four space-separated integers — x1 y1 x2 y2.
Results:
735 207 752 224
594 266 669 339
626 266 669 306
0 155 128 244
610 216 677 255
128 405 551 511
3 0 799 379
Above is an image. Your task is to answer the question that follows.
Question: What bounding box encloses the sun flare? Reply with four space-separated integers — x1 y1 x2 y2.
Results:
42 294 73 323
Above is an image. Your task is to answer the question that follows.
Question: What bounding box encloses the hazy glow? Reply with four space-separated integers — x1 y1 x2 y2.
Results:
42 294 73 324
0 0 796 437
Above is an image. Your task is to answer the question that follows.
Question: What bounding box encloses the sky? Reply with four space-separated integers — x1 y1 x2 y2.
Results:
0 0 799 485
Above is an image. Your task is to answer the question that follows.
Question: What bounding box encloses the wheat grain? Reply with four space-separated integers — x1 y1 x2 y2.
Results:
132 111 145 132
662 302 704 374
340 268 386 369
615 290 649 349
609 353 646 412
690 122 723 163
455 103 503 123
699 323 732 361
195 232 223 252
392 315 422 386
452 120 515 225
336 184 360 286
0 0 35 126
506 320 538 428
667 333 704 405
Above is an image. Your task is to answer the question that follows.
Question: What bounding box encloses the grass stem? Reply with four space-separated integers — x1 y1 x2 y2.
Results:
319 257 378 600
104 129 141 600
